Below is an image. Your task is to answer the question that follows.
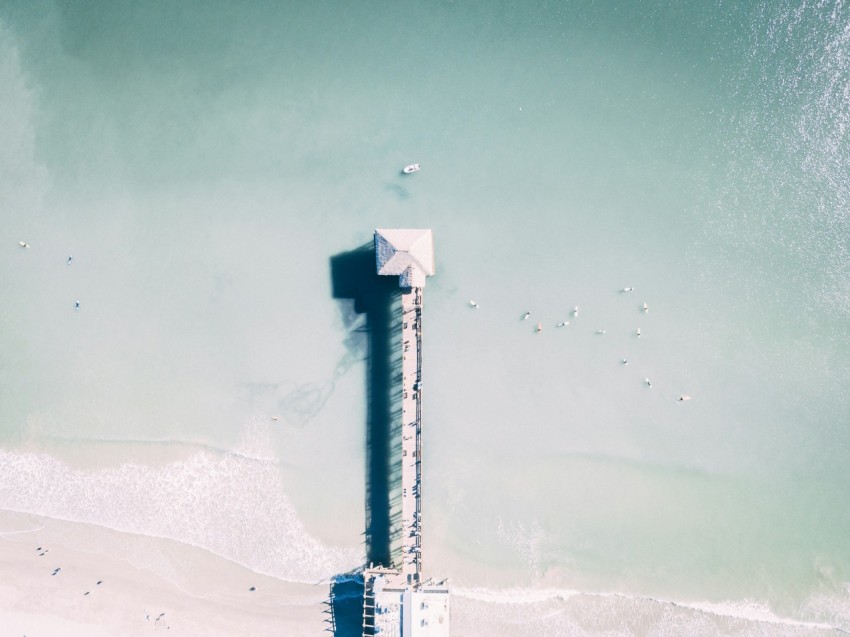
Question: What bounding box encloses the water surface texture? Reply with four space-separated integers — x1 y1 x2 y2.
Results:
1 1 849 634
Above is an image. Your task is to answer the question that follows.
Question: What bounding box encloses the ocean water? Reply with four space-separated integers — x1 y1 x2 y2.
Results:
1 1 849 634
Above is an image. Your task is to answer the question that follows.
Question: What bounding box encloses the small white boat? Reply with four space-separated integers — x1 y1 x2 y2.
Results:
403 163 421 174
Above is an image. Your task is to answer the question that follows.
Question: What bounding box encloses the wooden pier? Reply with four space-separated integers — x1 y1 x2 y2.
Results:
400 286 423 580
364 228 448 636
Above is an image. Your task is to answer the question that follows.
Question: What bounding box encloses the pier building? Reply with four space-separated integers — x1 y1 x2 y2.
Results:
362 229 449 637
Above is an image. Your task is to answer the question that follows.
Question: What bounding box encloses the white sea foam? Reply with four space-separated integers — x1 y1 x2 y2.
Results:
453 585 581 604
0 431 362 583
453 586 841 633
34 434 281 465
801 586 850 633
670 598 835 631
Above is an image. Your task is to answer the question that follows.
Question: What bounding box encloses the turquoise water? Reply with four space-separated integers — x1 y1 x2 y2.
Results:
1 1 849 633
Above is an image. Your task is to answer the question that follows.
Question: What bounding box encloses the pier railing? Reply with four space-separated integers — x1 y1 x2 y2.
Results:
399 286 424 579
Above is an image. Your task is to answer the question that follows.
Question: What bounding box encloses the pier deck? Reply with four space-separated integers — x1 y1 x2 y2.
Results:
400 287 423 579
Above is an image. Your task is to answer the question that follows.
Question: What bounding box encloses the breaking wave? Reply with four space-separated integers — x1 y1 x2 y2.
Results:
0 432 362 584
453 586 847 635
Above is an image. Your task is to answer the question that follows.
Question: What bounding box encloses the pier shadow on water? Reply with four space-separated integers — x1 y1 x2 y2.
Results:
327 244 404 635
325 572 365 637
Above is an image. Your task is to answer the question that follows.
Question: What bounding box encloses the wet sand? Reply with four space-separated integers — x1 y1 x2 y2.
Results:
0 510 326 636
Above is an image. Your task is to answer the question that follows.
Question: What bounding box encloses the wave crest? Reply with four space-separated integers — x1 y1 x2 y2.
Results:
0 444 362 583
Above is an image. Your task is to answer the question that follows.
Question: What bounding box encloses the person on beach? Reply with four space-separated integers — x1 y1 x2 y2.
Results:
523 311 531 320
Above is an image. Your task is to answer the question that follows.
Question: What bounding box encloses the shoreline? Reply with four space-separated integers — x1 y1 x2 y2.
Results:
3 509 844 636
0 510 328 636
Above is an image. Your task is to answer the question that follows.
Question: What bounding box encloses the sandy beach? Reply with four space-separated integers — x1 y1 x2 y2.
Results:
0 510 327 636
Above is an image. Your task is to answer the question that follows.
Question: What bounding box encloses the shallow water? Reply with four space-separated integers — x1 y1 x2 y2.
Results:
1 1 849 633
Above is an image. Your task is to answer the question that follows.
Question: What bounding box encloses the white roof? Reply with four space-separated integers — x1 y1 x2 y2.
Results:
405 589 450 637
374 229 435 288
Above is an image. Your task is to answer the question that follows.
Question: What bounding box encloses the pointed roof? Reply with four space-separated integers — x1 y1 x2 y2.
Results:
374 229 435 288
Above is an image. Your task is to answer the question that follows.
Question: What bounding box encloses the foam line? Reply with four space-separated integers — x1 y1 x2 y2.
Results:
453 586 839 631
0 448 362 584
